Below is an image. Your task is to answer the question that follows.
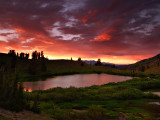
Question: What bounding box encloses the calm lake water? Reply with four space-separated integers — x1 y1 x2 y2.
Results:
23 74 132 92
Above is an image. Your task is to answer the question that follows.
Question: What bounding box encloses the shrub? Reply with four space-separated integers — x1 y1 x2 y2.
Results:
31 94 40 113
0 74 25 112
112 88 145 100
87 105 106 120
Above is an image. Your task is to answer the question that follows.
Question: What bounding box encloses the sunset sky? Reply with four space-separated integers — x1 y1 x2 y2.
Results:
0 0 160 64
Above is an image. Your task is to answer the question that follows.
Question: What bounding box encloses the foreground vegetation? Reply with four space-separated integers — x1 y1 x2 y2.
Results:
1 53 160 120
2 75 160 120
22 77 160 120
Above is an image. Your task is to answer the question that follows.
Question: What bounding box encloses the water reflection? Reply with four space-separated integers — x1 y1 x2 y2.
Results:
23 74 132 92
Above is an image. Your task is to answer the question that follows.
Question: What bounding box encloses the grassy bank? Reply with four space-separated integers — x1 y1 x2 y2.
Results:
24 77 160 120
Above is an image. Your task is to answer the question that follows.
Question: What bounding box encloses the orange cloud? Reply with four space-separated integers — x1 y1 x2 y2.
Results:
14 27 25 33
38 39 54 45
82 18 87 24
90 33 112 42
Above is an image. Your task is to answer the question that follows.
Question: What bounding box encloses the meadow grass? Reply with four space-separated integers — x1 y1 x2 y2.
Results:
24 77 160 120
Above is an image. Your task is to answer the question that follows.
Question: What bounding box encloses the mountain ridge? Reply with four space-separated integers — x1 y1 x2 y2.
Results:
83 60 127 69
126 53 160 73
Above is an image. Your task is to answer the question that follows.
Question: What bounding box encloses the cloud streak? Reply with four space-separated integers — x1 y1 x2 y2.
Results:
0 0 160 64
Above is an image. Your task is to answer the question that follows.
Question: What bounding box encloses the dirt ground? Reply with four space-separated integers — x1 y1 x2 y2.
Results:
0 108 54 120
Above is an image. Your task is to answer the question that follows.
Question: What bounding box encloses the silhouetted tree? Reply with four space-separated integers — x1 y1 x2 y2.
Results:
8 50 16 56
41 51 44 59
78 57 81 62
37 52 40 59
16 53 19 58
95 59 102 66
32 51 37 59
71 57 73 61
31 50 45 60
25 53 29 59
20 52 25 59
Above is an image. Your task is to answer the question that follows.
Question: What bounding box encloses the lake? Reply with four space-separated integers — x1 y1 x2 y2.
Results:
23 74 132 92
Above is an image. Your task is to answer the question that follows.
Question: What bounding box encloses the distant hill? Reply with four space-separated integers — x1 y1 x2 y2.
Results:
126 54 160 73
0 53 114 79
83 60 127 69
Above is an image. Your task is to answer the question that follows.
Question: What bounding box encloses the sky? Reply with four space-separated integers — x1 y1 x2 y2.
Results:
0 0 160 64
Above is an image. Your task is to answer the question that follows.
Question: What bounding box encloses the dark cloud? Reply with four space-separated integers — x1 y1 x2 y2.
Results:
0 0 160 63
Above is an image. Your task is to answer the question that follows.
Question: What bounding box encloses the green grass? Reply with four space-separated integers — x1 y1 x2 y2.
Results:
23 77 160 119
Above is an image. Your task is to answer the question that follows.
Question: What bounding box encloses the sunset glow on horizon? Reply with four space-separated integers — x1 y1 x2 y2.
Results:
0 0 160 64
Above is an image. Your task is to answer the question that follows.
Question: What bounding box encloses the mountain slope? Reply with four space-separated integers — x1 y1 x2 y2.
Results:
126 54 160 73
83 60 127 69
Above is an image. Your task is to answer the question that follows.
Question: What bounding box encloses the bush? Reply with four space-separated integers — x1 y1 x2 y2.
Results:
112 88 145 100
0 74 25 112
31 94 40 113
52 106 73 120
87 105 106 120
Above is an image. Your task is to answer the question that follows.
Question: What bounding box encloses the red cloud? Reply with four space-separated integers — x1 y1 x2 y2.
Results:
0 0 159 64
90 28 115 42
81 10 98 24
90 33 111 42
82 18 87 24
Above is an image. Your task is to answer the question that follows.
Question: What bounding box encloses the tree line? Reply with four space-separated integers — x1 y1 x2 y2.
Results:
8 50 46 60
